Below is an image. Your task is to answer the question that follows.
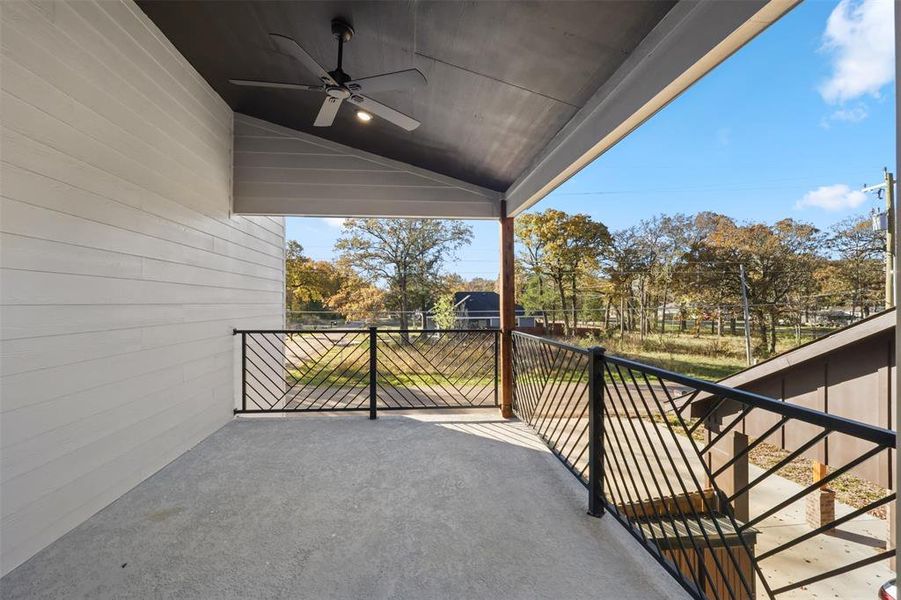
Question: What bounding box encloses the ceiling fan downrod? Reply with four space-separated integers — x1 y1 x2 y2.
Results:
330 19 354 84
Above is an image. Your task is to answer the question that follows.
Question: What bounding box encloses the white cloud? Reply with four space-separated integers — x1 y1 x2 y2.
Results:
818 0 894 105
830 104 869 123
796 184 867 211
819 103 869 128
323 217 347 228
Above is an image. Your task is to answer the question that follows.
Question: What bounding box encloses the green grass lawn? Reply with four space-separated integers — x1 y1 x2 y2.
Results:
558 327 837 381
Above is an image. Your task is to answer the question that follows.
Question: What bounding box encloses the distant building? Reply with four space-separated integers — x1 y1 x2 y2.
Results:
427 292 534 329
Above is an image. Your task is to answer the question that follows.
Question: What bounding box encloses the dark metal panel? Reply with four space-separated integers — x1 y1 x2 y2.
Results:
137 0 675 191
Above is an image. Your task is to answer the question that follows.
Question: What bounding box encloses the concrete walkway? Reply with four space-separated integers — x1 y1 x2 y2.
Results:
0 410 687 600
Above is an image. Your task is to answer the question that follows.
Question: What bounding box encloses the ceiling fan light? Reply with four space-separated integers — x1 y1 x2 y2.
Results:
356 110 372 122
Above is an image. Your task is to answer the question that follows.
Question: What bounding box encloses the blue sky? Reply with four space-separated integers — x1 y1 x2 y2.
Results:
286 0 896 281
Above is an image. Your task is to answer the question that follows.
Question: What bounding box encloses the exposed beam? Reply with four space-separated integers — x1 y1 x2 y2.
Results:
504 0 799 216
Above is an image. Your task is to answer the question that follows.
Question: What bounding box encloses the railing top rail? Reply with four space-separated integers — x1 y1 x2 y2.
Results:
514 331 896 448
377 329 500 334
234 328 500 335
511 330 591 355
234 328 370 334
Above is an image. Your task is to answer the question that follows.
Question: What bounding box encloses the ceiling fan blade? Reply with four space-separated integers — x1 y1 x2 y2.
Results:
229 79 324 92
346 69 427 95
269 33 337 86
314 97 342 127
347 95 420 131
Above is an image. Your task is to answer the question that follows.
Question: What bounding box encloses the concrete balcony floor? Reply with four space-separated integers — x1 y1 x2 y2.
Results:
1 410 687 599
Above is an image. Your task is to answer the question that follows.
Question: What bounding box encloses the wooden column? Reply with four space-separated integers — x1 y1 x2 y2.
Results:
499 200 515 418
707 428 750 522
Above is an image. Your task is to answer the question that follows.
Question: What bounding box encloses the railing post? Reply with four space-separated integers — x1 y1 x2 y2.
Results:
241 332 247 413
588 346 606 517
369 326 377 420
494 330 499 407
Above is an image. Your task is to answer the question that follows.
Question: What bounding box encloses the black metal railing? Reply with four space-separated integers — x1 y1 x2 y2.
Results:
512 331 896 600
235 328 498 416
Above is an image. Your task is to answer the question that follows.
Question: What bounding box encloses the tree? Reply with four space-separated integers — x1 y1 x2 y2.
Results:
431 294 458 329
516 209 611 335
703 218 822 356
827 216 884 317
326 267 386 322
285 240 311 312
463 277 497 293
335 219 473 331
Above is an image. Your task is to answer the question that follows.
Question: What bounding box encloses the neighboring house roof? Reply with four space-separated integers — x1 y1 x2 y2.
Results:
452 292 525 317
717 307 895 389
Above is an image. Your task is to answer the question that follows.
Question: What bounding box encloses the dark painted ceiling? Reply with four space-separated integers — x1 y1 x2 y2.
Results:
138 1 675 191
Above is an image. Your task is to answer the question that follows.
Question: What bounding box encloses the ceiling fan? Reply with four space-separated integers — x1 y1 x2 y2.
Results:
230 19 426 131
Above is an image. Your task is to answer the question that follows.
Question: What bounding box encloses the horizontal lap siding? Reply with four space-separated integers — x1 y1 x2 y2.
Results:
0 0 284 575
232 114 502 218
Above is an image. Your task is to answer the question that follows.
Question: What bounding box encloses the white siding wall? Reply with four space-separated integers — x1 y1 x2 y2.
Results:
233 114 502 219
0 0 284 575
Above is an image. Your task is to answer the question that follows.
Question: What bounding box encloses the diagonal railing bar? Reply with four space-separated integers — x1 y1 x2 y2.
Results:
728 430 831 505
710 416 790 479
601 393 725 598
599 442 708 600
431 333 497 396
672 388 701 415
688 395 727 436
392 332 493 404
511 331 895 600
628 367 758 599
650 371 776 600
512 336 544 418
518 335 570 417
699 404 755 456
533 350 587 437
534 356 585 441
771 549 896 596
243 374 275 410
542 366 590 456
401 331 495 406
607 363 748 600
557 401 591 471
757 492 895 561
255 333 302 384
376 336 458 406
273 331 360 408
237 329 498 413
283 332 368 408
377 349 450 407
379 334 461 403
245 343 295 397
300 343 370 411
375 343 448 407
739 442 885 532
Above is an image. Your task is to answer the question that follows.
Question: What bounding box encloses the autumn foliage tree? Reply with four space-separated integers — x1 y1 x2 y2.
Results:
516 209 611 335
336 219 473 330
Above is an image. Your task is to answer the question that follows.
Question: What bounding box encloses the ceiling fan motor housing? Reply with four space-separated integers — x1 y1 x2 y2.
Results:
331 19 354 43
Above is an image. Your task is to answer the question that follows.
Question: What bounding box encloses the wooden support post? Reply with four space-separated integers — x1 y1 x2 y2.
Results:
499 200 515 419
807 461 835 528
707 429 750 523
812 461 828 485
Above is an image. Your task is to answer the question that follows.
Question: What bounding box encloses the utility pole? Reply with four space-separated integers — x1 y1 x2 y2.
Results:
885 170 895 309
739 264 752 366
863 169 896 309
